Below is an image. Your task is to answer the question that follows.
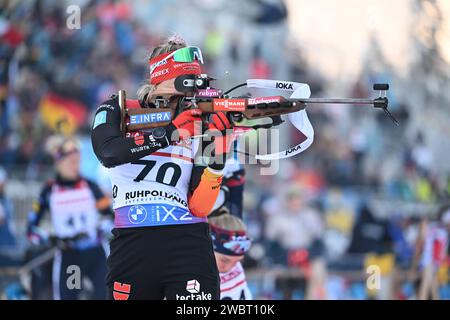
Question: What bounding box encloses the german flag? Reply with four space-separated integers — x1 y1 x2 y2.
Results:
39 92 88 134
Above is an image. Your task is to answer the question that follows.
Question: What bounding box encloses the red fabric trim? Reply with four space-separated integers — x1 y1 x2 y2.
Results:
152 151 193 163
220 279 247 293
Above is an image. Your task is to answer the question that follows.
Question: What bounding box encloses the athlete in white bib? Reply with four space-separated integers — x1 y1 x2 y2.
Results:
28 137 113 300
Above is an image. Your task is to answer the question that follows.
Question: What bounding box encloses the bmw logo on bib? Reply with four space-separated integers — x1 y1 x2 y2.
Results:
128 205 147 224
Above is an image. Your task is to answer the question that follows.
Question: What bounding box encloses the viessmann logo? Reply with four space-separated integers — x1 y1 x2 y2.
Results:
175 280 212 300
213 99 246 111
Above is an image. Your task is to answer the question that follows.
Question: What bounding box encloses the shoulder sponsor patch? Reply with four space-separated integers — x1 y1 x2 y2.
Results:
93 110 107 129
97 104 115 112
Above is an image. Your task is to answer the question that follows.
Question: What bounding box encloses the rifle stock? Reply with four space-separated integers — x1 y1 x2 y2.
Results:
122 95 305 132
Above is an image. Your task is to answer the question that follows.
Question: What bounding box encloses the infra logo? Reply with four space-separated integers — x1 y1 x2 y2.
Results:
186 280 200 294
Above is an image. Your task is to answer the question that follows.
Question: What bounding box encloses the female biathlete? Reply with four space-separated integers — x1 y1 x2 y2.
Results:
91 35 233 300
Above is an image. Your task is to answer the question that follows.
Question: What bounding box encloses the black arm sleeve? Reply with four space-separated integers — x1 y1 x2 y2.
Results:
189 165 207 194
27 183 52 235
189 140 226 194
91 95 176 168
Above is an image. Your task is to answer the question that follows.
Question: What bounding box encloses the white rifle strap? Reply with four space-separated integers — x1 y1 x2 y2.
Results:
242 79 314 161
246 79 308 92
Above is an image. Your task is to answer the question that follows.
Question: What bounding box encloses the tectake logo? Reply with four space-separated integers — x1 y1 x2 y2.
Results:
175 279 212 300
127 205 147 224
213 99 246 111
276 82 294 90
186 279 200 293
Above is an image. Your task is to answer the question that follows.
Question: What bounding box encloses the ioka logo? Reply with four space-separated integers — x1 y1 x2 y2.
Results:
285 144 302 155
128 205 147 224
213 99 246 111
276 82 294 90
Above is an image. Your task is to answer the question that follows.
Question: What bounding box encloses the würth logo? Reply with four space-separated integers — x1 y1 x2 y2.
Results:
113 281 131 300
213 99 246 111
134 134 144 146
186 279 200 293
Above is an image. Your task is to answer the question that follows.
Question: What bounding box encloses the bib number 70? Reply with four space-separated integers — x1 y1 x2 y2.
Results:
131 160 181 187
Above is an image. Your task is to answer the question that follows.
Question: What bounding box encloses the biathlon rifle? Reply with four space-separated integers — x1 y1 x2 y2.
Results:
118 75 397 133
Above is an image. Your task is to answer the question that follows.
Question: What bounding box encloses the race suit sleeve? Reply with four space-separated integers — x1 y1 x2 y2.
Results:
27 182 52 235
187 140 226 218
91 95 177 168
188 166 223 218
85 179 114 216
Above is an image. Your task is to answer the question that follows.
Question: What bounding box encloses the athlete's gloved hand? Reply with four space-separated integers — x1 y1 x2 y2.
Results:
207 112 234 156
27 227 49 247
171 109 203 140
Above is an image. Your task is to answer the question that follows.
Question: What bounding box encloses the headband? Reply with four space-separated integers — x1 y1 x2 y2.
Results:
149 51 202 85
210 224 251 256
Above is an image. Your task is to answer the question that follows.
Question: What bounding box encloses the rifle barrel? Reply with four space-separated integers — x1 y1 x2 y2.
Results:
294 98 376 105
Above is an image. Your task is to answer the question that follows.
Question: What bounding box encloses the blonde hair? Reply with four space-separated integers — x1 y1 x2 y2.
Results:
137 34 187 104
45 135 80 159
209 212 247 232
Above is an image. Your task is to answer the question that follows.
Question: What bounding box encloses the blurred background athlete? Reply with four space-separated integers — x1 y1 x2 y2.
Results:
28 136 113 299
